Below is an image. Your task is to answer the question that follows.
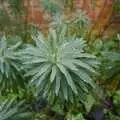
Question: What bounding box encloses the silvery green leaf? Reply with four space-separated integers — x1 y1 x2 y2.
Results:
57 64 78 94
50 65 57 83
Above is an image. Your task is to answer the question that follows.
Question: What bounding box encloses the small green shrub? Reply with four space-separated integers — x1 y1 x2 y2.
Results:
18 26 99 103
0 36 25 93
0 97 31 120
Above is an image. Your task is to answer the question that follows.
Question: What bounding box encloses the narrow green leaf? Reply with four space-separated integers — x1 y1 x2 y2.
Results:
50 65 57 83
61 79 68 100
31 63 51 83
62 59 78 71
55 72 61 95
37 68 51 87
74 69 93 86
23 58 48 64
57 64 78 94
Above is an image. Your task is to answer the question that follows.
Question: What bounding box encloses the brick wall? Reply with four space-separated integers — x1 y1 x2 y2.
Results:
24 0 51 33
74 0 113 21
23 0 120 35
74 0 120 36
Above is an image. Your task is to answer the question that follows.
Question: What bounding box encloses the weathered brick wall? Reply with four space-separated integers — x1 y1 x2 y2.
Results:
75 0 95 20
24 0 113 24
24 0 51 33
1 0 119 35
75 0 120 36
75 0 113 21
23 0 120 35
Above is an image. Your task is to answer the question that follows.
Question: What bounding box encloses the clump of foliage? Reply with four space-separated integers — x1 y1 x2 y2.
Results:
0 36 25 93
114 0 120 13
88 34 120 83
51 9 90 37
43 0 62 15
17 26 99 104
0 97 31 120
113 90 120 106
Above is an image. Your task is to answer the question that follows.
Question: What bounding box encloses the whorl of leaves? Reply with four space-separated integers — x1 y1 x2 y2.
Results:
18 26 99 103
0 98 31 120
0 36 25 92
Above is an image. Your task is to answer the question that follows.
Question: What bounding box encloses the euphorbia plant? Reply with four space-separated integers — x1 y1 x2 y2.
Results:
0 36 25 93
0 97 31 120
18 26 99 103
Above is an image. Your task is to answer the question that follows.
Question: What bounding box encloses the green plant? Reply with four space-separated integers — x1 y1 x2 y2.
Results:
105 111 120 120
88 36 120 83
43 0 62 15
101 51 120 79
0 98 31 120
8 0 23 14
113 90 120 105
18 26 99 103
0 36 25 93
114 0 120 13
42 0 74 15
66 112 85 120
51 9 90 37
71 113 85 120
